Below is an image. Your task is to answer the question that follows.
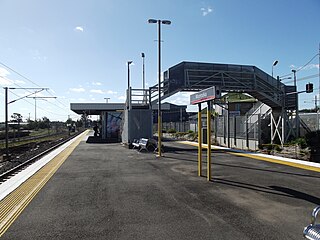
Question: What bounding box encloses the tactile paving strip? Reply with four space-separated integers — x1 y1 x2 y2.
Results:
0 131 88 237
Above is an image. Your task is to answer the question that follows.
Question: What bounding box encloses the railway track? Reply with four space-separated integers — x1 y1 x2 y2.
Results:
0 131 64 144
0 130 85 182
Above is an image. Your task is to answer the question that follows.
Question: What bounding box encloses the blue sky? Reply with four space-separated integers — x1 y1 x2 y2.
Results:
0 0 319 122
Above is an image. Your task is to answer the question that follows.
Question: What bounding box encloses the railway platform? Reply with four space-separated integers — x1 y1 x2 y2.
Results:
0 130 320 239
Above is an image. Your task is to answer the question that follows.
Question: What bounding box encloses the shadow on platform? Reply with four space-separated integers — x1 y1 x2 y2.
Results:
86 136 120 144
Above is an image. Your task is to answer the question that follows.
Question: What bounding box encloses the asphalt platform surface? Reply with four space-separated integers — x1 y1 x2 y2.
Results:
2 133 320 239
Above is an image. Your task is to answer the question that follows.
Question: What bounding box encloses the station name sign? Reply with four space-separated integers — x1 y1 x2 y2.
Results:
190 86 219 105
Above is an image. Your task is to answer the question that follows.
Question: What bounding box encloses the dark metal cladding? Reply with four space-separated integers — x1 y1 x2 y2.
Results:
161 61 297 110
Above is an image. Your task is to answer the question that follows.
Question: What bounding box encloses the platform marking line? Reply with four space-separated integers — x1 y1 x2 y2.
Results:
0 131 87 237
178 141 320 173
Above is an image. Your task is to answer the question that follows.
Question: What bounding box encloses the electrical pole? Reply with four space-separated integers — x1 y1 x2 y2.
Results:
5 87 9 159
4 87 48 160
142 53 146 104
292 69 299 138
318 43 320 131
27 96 57 122
142 52 145 91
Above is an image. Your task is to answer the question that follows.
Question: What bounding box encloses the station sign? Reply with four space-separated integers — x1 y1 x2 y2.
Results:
190 86 220 105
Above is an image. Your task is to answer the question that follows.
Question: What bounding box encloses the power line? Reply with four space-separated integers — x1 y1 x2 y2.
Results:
296 53 319 73
0 76 28 90
279 53 319 78
8 90 68 118
0 61 68 108
39 98 69 114
282 73 320 84
0 61 42 87
45 89 68 108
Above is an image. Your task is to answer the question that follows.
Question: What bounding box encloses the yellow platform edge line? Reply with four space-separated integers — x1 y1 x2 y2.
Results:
0 130 88 237
178 141 320 173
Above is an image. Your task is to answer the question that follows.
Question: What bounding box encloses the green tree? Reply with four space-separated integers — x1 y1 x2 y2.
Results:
66 117 73 125
38 116 50 129
81 114 88 127
11 113 23 138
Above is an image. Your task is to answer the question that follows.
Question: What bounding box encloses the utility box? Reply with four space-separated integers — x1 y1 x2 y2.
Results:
122 108 153 145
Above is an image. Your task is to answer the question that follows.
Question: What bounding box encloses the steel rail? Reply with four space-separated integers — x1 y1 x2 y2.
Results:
0 130 84 180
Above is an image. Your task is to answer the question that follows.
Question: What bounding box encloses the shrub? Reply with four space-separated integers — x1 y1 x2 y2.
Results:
275 145 282 152
174 132 186 137
168 128 176 133
290 137 307 149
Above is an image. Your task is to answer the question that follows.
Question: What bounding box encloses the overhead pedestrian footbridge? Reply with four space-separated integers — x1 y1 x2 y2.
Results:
151 61 296 110
149 62 299 146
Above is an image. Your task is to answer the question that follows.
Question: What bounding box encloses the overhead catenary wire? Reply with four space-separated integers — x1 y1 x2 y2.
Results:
0 61 69 109
279 53 320 79
0 61 42 88
282 73 320 84
8 90 69 118
0 76 31 91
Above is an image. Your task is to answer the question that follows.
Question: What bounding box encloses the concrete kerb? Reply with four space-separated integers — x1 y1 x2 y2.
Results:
178 140 320 172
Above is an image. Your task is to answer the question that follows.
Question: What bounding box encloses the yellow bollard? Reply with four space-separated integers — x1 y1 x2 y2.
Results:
207 101 212 181
198 103 202 176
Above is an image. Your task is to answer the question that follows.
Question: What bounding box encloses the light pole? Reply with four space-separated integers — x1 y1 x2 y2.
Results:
148 18 171 157
142 52 147 104
272 60 278 79
5 87 8 158
104 97 110 103
292 69 299 137
142 52 145 91
127 61 133 110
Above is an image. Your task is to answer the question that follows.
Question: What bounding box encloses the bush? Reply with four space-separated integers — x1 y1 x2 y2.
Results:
261 144 282 152
275 145 282 152
167 129 176 133
187 132 197 140
174 132 186 137
289 137 307 149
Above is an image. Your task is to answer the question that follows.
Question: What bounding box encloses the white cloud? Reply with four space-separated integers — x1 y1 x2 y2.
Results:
290 63 319 71
118 95 126 100
302 64 319 70
107 90 117 95
0 76 12 86
163 92 193 106
78 98 86 101
88 89 118 95
0 67 26 86
0 67 10 77
90 89 104 94
201 6 213 16
29 49 47 61
74 26 84 32
92 81 102 86
70 87 85 93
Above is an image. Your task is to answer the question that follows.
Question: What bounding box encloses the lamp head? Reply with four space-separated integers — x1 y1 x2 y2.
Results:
161 20 171 25
148 19 157 24
272 60 279 66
